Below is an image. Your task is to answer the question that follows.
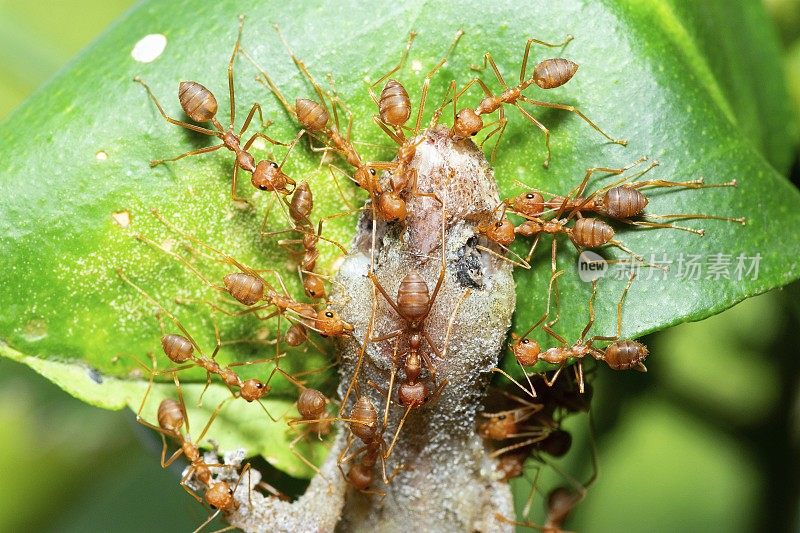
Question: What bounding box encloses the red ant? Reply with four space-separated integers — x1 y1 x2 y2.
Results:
134 16 304 205
511 274 647 393
134 361 253 533
436 35 625 165
135 211 353 358
514 156 745 234
117 268 309 426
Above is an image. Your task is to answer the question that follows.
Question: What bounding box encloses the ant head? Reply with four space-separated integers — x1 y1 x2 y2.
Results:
315 308 354 337
479 411 518 441
303 273 326 299
452 108 483 139
240 379 269 401
354 166 377 187
251 160 284 191
346 462 374 490
512 336 541 366
510 191 545 217
205 481 238 512
377 192 407 222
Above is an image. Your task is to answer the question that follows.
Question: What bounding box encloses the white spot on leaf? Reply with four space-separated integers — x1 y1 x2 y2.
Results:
112 210 130 228
131 34 167 63
96 150 108 161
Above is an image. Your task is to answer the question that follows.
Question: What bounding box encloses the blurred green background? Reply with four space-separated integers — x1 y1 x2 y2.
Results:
1 0 799 531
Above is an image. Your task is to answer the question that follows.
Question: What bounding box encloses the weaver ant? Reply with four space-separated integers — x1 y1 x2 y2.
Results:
134 16 303 205
135 359 253 533
437 35 625 165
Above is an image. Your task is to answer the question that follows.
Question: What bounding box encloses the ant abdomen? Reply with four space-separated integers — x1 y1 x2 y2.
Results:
601 187 649 219
398 382 428 407
379 79 411 127
161 334 194 363
223 272 265 306
289 181 314 223
157 398 185 433
604 339 648 371
178 81 218 122
295 98 329 132
540 429 572 457
297 388 327 419
349 396 378 442
570 218 614 248
397 272 431 321
284 323 308 346
532 58 578 89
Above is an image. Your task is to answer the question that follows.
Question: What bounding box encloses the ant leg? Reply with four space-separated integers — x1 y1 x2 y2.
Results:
368 272 404 317
471 52 511 90
195 396 231 444
512 102 552 168
367 31 417 106
580 279 599 341
116 269 205 353
491 367 537 399
524 233 542 263
328 165 356 209
133 77 221 136
340 284 379 414
242 48 297 120
638 213 746 225
545 269 564 329
428 197 448 305
227 15 246 129
278 129 306 168
518 95 627 146
274 24 330 118
480 108 508 163
627 177 738 190
412 30 464 135
384 405 413 461
289 436 331 482
617 218 705 236
149 143 224 167
238 102 270 137
242 129 287 152
519 35 574 83
229 163 252 205
192 509 222 533
150 210 264 279
566 156 650 214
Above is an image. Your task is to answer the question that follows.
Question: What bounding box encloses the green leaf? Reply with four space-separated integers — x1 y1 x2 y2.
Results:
0 0 798 476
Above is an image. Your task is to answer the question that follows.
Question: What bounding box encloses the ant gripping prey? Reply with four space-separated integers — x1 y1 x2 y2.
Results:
134 16 303 205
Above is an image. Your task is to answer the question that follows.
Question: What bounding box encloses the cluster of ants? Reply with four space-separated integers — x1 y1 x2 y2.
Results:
121 16 745 531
